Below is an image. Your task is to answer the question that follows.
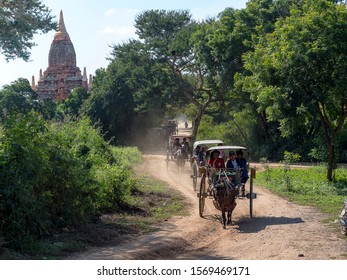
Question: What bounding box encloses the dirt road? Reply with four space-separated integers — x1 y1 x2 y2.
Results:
71 154 347 260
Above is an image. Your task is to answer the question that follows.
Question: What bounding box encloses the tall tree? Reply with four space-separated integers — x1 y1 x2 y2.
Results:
134 10 232 141
82 65 136 145
242 0 347 180
0 0 56 61
201 0 304 153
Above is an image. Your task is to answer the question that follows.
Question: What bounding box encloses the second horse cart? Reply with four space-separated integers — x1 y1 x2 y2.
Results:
190 139 224 191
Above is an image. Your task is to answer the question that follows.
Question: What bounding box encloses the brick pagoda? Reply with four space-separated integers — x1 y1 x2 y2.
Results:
32 10 91 100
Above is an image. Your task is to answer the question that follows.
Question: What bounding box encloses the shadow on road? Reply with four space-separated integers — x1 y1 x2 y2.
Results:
235 216 304 233
200 214 225 224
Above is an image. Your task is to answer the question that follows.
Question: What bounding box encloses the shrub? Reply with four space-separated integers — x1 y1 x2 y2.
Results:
0 114 142 250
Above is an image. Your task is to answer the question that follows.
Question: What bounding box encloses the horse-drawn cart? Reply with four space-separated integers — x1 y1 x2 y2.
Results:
166 134 192 171
198 146 257 228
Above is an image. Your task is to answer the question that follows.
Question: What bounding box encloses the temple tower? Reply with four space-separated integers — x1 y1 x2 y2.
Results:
33 10 89 100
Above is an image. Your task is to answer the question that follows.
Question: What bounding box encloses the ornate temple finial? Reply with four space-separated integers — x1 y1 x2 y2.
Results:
58 10 67 33
39 69 43 80
54 10 70 40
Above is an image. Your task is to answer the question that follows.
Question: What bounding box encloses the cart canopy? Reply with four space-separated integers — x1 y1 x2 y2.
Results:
193 140 224 150
207 145 247 152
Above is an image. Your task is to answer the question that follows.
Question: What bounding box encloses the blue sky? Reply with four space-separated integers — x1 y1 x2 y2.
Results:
0 0 248 88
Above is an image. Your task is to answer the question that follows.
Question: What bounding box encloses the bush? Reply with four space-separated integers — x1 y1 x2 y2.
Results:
0 113 141 250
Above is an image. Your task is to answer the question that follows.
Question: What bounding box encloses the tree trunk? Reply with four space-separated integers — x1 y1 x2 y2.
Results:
327 143 335 181
318 103 337 182
191 105 204 142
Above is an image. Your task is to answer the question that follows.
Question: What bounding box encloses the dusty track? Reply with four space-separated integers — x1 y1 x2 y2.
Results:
71 154 347 260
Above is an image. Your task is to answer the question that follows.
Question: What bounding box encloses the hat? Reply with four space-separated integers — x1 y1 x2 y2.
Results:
229 151 236 156
212 150 220 155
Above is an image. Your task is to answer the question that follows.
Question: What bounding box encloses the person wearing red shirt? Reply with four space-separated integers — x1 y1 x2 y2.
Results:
208 150 225 169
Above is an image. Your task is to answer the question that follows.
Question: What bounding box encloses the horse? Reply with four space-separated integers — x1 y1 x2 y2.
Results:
212 176 238 229
175 147 186 171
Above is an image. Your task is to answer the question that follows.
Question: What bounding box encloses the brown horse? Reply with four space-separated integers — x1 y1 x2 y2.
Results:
212 177 238 229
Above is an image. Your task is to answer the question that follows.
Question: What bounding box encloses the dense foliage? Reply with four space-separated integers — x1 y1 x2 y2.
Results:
0 79 141 251
0 0 56 61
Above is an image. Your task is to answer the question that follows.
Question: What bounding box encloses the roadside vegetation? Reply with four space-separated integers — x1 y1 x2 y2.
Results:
255 156 347 219
0 80 185 259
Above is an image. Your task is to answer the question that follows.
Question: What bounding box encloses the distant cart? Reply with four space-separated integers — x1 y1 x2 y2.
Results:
198 145 257 228
166 134 192 171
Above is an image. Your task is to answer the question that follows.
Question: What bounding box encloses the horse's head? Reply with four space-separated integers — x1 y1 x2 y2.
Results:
176 147 183 157
214 178 238 198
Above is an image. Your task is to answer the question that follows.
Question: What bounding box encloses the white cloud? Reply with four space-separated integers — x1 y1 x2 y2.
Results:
104 8 140 18
105 8 116 17
101 25 136 36
101 8 139 41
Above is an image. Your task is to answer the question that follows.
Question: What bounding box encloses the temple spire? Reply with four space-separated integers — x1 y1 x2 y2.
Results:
58 10 67 33
54 10 70 40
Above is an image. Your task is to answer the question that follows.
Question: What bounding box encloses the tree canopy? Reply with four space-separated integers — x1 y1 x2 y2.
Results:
0 0 56 61
240 0 347 180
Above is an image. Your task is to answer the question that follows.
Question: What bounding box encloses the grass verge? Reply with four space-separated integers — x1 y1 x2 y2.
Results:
255 165 346 220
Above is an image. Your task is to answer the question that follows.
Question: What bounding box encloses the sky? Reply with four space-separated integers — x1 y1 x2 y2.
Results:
0 0 248 88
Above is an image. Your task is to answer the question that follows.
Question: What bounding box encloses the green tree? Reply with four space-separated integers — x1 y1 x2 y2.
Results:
200 0 304 154
0 78 58 121
82 65 136 145
134 10 230 141
85 37 186 145
59 87 87 118
242 0 347 180
0 0 56 61
0 78 39 119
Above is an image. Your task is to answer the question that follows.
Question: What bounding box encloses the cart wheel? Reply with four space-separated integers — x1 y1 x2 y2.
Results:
193 164 197 191
199 173 206 218
341 226 347 236
249 174 254 218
